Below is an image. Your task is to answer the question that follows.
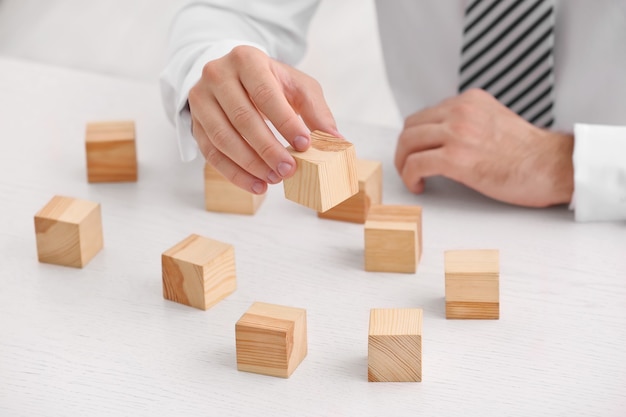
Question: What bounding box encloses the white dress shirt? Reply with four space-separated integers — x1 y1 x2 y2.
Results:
160 0 626 222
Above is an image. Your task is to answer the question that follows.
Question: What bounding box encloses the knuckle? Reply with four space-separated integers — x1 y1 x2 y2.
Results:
256 141 278 161
448 103 479 137
210 127 231 149
203 146 221 166
451 100 475 120
228 169 244 185
251 82 276 107
289 76 321 109
398 128 413 146
201 60 222 82
231 105 255 126
188 84 202 107
241 157 268 178
230 45 257 64
303 76 322 92
274 113 298 132
461 87 490 102
240 157 257 172
228 168 255 189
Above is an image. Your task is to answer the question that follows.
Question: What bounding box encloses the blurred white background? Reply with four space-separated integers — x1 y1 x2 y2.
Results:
0 0 402 128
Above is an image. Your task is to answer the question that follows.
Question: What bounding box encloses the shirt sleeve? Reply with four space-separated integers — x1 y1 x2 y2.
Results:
572 123 626 222
159 0 321 161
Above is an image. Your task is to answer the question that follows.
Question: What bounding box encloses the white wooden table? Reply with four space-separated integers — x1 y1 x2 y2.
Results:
0 56 625 417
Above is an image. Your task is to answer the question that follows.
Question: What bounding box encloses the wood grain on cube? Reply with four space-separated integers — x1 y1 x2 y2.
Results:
368 308 422 382
34 195 103 268
445 249 499 319
236 302 307 378
364 205 422 273
85 120 137 183
204 163 265 214
318 159 382 223
162 234 236 310
283 130 358 212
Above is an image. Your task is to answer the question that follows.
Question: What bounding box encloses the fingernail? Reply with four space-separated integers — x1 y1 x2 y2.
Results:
251 181 265 194
277 161 292 177
293 135 309 150
267 171 280 184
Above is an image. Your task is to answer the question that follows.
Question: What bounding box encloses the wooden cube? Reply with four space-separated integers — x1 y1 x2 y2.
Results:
368 308 422 382
283 130 358 212
364 205 422 273
318 159 382 223
235 302 307 378
445 249 500 319
162 234 236 310
204 163 265 215
34 195 103 268
85 120 138 183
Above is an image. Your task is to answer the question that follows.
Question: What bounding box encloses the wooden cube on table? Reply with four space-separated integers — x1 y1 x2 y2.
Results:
34 195 103 268
85 120 137 183
283 130 358 212
235 302 307 378
364 205 422 273
162 234 236 310
445 249 500 319
368 308 422 382
318 159 382 223
204 163 265 215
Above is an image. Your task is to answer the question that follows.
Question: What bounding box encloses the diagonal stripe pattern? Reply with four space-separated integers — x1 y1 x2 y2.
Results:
459 0 555 128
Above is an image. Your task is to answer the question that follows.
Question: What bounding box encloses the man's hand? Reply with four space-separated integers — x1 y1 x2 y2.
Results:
394 89 574 207
189 45 339 194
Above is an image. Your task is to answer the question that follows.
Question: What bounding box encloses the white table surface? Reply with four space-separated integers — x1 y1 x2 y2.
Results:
0 56 625 417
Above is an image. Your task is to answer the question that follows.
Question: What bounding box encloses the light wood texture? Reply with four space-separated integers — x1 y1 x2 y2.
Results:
318 159 382 223
34 195 103 268
445 249 500 319
85 120 138 183
162 234 236 310
235 302 307 378
204 163 265 215
283 130 358 212
368 308 422 382
4 58 626 417
364 205 422 273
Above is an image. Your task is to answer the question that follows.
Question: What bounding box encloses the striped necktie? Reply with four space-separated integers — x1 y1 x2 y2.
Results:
459 0 555 128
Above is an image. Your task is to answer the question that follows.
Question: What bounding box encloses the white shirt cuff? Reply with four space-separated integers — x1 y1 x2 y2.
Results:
573 123 626 222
